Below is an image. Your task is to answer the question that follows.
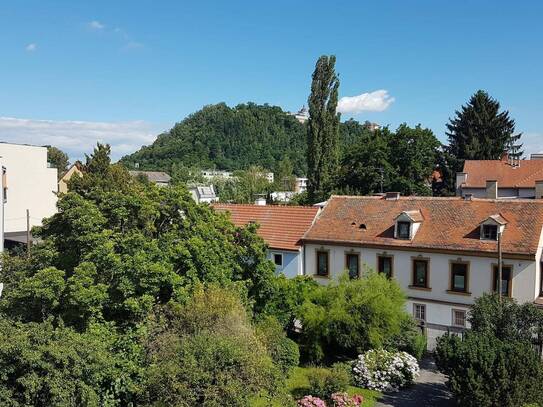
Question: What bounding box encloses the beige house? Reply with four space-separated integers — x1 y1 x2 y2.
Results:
58 161 83 194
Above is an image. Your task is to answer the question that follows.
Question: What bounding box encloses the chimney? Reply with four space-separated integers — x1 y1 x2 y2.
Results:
500 151 509 162
385 192 400 200
535 181 543 199
486 180 498 199
255 197 266 206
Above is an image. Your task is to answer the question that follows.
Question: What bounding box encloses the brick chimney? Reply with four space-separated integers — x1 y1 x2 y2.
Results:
535 180 543 199
486 180 498 199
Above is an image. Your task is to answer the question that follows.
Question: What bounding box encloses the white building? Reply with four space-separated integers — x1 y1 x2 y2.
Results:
0 143 58 246
301 193 543 349
189 185 218 204
295 177 308 193
291 106 309 124
457 153 543 199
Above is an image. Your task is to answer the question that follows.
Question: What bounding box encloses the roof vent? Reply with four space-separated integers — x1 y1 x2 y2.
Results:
385 192 400 200
359 224 367 230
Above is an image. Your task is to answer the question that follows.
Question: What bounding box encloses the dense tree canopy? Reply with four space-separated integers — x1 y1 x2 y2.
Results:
47 146 70 178
121 103 308 176
447 90 523 166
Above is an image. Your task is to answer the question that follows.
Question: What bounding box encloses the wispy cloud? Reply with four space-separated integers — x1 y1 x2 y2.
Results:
0 117 161 161
25 43 37 52
88 20 105 30
337 90 395 114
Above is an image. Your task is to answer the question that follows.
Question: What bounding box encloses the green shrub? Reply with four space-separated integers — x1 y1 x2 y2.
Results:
385 316 427 360
256 316 300 374
306 363 350 401
297 272 409 363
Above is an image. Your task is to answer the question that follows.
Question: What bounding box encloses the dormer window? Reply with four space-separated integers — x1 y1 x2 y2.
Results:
397 221 411 239
394 210 424 240
480 214 507 241
482 224 498 240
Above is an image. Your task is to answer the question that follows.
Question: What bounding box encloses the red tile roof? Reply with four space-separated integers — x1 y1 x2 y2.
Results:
302 195 543 257
214 204 319 251
462 159 543 188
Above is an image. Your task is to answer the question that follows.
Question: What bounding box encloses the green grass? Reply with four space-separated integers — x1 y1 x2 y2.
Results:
251 366 381 406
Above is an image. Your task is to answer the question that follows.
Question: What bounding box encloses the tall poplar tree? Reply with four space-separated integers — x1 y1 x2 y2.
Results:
446 90 523 167
307 55 340 202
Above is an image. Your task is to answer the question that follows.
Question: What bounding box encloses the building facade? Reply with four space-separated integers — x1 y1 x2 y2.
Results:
0 143 58 246
302 194 543 349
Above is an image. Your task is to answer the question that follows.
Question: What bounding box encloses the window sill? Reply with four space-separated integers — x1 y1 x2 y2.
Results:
446 290 471 296
409 285 431 291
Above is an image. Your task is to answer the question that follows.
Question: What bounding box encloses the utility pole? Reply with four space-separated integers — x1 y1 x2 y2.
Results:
26 209 30 257
497 231 503 301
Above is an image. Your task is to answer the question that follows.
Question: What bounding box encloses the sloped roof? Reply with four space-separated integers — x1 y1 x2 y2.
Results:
302 195 543 257
213 204 319 251
462 159 543 188
129 171 171 183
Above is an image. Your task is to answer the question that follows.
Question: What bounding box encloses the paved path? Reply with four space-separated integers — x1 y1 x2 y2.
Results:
375 356 454 407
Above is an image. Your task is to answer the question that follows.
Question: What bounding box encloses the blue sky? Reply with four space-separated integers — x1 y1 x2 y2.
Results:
1 0 542 160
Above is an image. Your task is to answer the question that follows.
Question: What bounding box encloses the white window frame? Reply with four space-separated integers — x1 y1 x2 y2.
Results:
413 303 426 321
452 309 467 327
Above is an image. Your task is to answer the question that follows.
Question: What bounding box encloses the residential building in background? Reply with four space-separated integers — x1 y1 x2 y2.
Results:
302 194 543 349
295 177 308 193
202 169 274 183
291 105 309 123
58 161 83 194
214 203 319 278
129 170 171 186
0 143 58 247
189 184 218 204
363 121 381 132
457 153 543 199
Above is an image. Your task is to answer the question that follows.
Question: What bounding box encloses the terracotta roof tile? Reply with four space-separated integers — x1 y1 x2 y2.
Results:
463 160 543 188
303 196 543 256
213 204 319 251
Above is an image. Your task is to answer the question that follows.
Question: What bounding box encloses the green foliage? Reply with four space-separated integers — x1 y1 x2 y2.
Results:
435 294 543 407
47 146 70 177
256 316 300 374
307 55 341 202
121 102 308 176
384 316 426 360
447 90 523 165
297 272 408 363
141 286 281 406
337 124 443 196
0 319 143 406
306 364 350 401
214 165 272 203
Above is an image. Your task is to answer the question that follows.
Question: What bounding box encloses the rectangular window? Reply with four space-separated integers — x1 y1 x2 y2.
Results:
493 265 512 297
378 255 393 278
316 251 329 277
450 262 468 292
397 221 411 239
412 259 429 288
452 309 466 327
273 253 283 267
482 224 498 240
346 253 359 279
414 303 426 321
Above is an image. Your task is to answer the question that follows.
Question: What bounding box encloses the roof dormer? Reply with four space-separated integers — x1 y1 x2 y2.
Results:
394 210 424 240
480 214 508 241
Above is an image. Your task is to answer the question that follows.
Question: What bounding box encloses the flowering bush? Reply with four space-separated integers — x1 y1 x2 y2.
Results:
297 395 327 407
331 392 364 406
353 349 419 391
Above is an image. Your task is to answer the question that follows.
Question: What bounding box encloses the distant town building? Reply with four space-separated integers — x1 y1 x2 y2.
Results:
202 170 234 180
295 177 308 193
456 152 543 199
129 171 171 187
363 121 381 132
0 143 58 248
188 184 218 204
58 161 83 194
271 191 296 202
291 106 309 124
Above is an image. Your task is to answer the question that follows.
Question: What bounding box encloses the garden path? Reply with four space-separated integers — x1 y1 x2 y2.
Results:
375 356 454 407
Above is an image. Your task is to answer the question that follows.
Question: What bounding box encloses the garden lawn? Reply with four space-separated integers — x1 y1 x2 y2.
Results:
251 366 382 406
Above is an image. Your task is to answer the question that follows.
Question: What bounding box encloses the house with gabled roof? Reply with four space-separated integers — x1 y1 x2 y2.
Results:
457 153 543 199
301 193 543 348
213 203 319 278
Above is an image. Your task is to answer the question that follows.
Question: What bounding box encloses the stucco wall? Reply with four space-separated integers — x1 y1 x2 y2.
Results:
268 249 300 278
0 144 58 233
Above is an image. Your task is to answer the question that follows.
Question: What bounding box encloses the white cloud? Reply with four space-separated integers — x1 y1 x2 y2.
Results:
0 117 161 161
88 20 105 30
337 89 395 114
25 43 37 52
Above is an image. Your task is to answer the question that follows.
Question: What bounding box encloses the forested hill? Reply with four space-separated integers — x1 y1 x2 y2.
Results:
120 103 309 175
